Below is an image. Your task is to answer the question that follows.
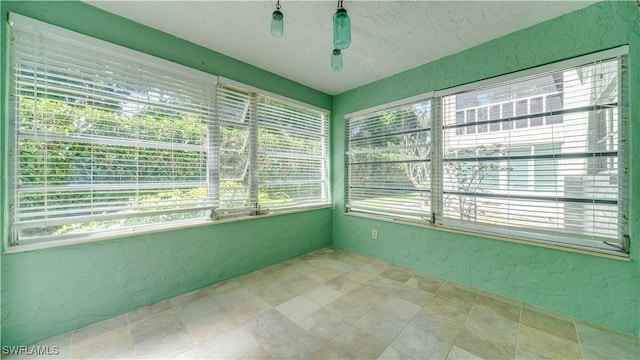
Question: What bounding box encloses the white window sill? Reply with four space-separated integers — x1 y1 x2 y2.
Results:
344 212 631 261
5 205 331 254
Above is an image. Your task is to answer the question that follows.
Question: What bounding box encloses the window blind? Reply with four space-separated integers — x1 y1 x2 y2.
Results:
257 95 329 210
347 99 433 221
216 82 330 214
345 48 628 255
10 14 217 244
9 15 331 247
216 84 253 216
440 55 628 252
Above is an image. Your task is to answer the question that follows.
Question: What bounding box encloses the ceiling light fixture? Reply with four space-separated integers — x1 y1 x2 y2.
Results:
270 0 284 37
331 1 351 71
333 1 351 50
331 49 343 72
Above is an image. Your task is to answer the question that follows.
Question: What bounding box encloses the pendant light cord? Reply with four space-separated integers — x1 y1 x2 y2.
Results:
276 0 281 10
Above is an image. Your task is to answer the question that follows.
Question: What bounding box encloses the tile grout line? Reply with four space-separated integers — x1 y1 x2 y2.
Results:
444 288 479 360
514 302 523 360
574 318 585 360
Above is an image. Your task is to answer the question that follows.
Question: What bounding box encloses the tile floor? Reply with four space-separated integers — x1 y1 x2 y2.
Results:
8 246 639 359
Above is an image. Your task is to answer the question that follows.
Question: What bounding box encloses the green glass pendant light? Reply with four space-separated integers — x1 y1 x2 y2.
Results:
333 1 351 50
271 0 284 37
331 49 343 72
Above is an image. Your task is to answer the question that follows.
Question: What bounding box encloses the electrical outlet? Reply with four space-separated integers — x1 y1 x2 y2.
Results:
371 229 378 239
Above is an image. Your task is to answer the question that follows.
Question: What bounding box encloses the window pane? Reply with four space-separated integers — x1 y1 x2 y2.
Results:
440 54 626 253
347 100 432 221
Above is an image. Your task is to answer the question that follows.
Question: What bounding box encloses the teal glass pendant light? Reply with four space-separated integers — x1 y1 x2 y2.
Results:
271 0 284 37
331 49 343 72
333 1 351 50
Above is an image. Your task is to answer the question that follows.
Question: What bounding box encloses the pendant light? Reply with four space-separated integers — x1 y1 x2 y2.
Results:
331 49 343 72
333 1 351 50
271 0 284 37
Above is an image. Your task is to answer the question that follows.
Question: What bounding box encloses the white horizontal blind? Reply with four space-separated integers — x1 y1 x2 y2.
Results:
257 94 330 210
347 99 432 221
10 14 217 244
440 55 628 252
216 84 253 216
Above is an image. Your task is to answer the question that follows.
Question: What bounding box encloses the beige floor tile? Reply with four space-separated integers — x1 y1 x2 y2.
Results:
260 262 288 275
521 306 578 343
360 260 391 275
517 324 582 359
204 278 243 296
446 345 483 360
275 295 322 323
195 327 260 359
248 281 297 307
394 283 434 306
307 345 343 360
465 307 520 344
133 329 194 359
69 326 135 359
354 309 409 343
223 295 272 323
411 296 472 333
344 268 379 283
374 296 422 322
130 309 186 345
392 324 458 360
303 284 344 307
365 275 403 294
435 281 479 307
576 323 639 360
324 326 389 359
170 288 210 307
33 247 636 360
257 322 323 359
405 272 445 293
207 283 253 305
71 314 128 344
278 272 319 294
241 309 299 341
297 308 351 344
320 258 357 275
380 266 415 283
474 294 522 323
325 293 373 323
173 293 221 323
325 274 362 293
183 309 239 345
241 345 274 360
347 284 388 308
454 324 516 360
378 344 413 360
127 299 173 323
303 266 340 283
288 261 320 276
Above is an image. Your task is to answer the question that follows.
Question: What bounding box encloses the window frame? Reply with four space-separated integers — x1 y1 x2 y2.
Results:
345 46 629 257
6 14 330 251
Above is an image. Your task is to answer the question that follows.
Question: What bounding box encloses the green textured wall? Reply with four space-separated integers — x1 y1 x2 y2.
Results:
332 1 640 337
0 1 332 346
2 0 639 347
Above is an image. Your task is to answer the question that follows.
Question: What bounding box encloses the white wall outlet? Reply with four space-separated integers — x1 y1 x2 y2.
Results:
371 229 378 239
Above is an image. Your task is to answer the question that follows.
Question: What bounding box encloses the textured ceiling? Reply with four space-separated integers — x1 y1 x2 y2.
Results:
84 1 596 95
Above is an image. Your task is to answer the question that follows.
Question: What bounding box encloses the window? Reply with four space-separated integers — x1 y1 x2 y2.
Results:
346 47 629 255
8 14 329 247
347 98 432 221
216 82 330 216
